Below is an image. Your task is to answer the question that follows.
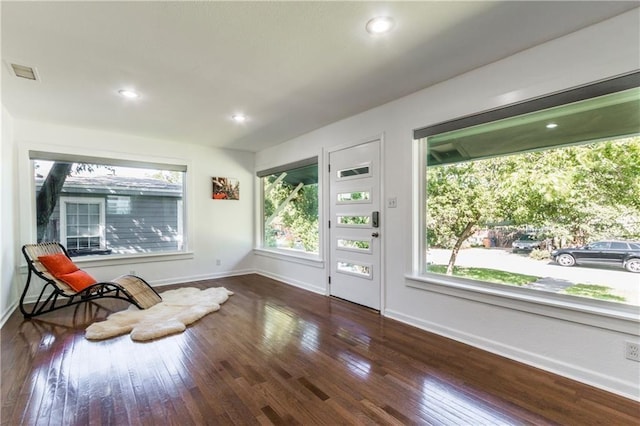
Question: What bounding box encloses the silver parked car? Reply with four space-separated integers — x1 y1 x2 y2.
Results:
512 234 544 253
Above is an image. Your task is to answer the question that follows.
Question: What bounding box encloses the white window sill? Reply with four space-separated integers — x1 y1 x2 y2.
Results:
254 248 324 268
406 272 640 335
73 251 194 267
19 251 194 273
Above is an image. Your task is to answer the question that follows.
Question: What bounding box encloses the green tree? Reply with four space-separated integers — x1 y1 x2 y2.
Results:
427 137 640 274
264 177 318 252
36 162 115 242
36 162 73 242
499 137 640 244
427 160 506 274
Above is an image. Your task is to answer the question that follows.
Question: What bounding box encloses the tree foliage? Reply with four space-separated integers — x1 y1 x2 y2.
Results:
36 162 115 242
264 177 319 253
427 137 640 273
36 162 73 242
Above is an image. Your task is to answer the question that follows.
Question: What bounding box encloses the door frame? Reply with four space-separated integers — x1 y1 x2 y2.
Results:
324 133 386 313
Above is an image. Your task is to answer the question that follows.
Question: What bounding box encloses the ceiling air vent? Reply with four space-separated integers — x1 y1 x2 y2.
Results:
10 63 38 80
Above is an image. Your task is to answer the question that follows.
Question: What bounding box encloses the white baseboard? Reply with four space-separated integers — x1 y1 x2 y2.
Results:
254 269 326 295
147 268 256 287
0 300 19 329
384 308 639 402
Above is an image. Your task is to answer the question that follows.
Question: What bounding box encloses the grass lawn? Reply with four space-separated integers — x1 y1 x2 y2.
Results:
426 264 537 286
563 284 626 302
426 264 626 302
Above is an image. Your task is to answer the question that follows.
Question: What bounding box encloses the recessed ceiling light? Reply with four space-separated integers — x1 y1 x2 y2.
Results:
118 89 140 99
546 123 558 129
231 114 247 123
366 16 395 35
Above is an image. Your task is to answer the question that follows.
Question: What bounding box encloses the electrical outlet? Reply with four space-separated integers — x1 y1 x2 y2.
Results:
216 259 221 266
625 342 640 362
387 197 397 208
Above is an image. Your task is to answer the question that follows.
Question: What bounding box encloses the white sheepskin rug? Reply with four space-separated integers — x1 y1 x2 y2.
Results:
85 287 233 342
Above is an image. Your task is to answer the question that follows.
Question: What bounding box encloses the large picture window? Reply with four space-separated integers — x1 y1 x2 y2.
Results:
258 158 319 255
416 72 640 309
32 153 186 257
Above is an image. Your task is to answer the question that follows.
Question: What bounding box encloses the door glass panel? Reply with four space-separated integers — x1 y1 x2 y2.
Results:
337 165 370 179
337 238 371 252
337 215 370 226
337 191 370 203
337 261 371 278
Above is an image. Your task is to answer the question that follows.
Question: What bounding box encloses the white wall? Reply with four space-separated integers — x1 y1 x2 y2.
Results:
10 118 255 304
255 10 640 399
1 107 19 325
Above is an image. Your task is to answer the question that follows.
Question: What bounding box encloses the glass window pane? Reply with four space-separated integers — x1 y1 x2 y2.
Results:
338 166 369 179
337 261 371 277
262 162 319 254
337 191 370 202
337 215 370 226
337 239 371 251
33 157 186 256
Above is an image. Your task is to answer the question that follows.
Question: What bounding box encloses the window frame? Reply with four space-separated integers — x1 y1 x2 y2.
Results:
59 196 106 252
256 157 322 261
409 73 640 333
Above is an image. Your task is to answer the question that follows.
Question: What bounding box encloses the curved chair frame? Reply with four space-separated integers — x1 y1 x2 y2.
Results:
20 242 162 318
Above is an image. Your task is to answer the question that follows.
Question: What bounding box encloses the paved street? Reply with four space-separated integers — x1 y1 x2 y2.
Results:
429 248 640 306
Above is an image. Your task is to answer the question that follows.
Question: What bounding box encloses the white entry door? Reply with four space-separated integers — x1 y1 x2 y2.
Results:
329 139 381 310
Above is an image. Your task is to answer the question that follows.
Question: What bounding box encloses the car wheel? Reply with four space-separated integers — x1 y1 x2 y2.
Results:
625 259 640 273
556 253 576 267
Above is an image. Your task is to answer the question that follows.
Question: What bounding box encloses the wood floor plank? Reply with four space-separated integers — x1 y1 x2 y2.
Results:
2 274 638 425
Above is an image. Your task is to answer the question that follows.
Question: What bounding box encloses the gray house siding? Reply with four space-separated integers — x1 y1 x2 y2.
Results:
107 195 180 254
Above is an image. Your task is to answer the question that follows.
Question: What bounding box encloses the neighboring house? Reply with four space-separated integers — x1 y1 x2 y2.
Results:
37 175 183 256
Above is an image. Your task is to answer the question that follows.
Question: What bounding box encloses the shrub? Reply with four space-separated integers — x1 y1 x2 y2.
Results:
529 249 551 260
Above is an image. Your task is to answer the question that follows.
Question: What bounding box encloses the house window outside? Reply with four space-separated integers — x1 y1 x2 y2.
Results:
60 197 106 254
259 159 319 255
33 155 186 257
417 73 640 308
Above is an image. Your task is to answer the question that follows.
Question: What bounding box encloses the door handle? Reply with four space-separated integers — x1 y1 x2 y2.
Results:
372 211 379 228
371 232 379 238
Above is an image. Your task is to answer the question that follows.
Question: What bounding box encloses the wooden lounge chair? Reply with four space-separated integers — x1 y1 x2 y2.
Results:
20 242 162 318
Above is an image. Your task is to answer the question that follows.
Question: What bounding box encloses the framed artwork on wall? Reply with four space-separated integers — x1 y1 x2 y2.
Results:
212 177 239 200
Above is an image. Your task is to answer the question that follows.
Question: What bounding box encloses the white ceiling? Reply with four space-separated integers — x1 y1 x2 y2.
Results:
2 1 637 152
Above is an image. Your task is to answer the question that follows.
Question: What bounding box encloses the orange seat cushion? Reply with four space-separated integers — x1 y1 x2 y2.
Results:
38 253 79 276
38 253 97 291
58 270 98 292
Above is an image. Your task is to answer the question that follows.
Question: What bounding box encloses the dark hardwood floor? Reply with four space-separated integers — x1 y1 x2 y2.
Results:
1 274 638 425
